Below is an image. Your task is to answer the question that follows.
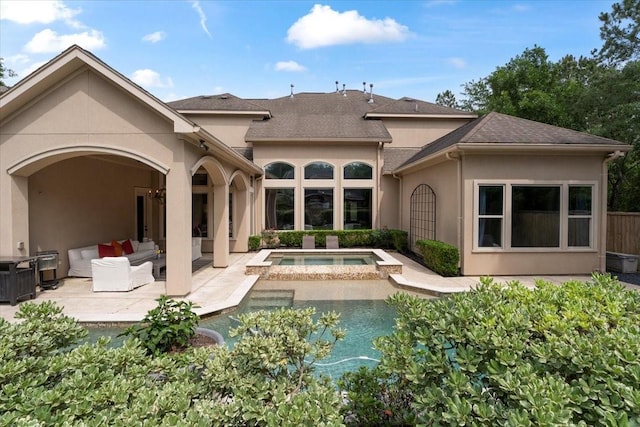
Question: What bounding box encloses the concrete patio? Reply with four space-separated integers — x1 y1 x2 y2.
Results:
0 251 637 324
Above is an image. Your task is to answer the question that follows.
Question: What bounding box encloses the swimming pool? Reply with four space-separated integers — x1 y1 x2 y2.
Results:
199 293 397 379
268 252 379 266
246 249 403 280
82 291 399 380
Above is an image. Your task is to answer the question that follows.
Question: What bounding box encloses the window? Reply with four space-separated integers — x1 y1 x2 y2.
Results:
305 189 333 229
568 186 592 247
265 188 294 230
344 162 372 179
265 162 294 179
344 189 372 229
478 186 503 247
475 183 594 250
512 186 560 248
304 162 334 179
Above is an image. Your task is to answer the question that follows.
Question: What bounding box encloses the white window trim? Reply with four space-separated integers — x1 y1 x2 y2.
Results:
473 180 598 253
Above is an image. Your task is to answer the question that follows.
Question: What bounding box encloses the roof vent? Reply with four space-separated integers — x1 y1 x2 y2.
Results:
290 84 294 99
368 83 374 104
362 81 367 93
335 81 339 93
342 83 347 97
219 95 229 99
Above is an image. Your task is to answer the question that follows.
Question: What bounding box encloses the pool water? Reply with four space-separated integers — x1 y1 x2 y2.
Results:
267 253 379 266
200 297 397 379
83 293 397 380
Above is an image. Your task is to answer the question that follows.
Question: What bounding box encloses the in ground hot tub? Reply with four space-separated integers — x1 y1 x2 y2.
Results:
246 249 402 280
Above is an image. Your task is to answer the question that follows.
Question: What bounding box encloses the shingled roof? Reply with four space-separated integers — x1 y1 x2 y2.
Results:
367 96 474 116
397 112 630 171
167 93 268 114
169 89 474 143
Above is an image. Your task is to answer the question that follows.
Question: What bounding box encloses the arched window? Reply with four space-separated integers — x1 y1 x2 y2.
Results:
304 162 334 179
344 162 372 179
265 162 294 179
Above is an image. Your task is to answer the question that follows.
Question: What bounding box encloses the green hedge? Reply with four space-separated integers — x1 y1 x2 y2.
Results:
340 274 640 425
416 239 459 276
249 229 408 251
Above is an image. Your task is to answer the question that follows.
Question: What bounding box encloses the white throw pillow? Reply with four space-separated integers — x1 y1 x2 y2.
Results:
81 248 99 260
131 240 140 252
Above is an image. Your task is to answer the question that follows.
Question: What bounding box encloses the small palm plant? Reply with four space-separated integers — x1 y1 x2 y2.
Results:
120 295 199 356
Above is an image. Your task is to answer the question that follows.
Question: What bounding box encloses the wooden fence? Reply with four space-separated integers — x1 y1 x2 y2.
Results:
607 212 640 257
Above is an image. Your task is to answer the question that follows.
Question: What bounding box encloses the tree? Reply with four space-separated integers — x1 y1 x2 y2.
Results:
596 0 640 65
435 89 459 109
457 46 594 129
0 58 17 87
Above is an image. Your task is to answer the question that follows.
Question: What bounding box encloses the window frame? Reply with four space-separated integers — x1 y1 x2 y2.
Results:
473 180 597 252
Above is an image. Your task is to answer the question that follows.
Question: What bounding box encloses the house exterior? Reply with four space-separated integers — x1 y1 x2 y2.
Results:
0 46 631 295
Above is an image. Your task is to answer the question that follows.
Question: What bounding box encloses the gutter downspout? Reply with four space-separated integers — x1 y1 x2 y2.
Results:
446 151 463 274
391 167 402 231
600 150 625 272
377 141 383 229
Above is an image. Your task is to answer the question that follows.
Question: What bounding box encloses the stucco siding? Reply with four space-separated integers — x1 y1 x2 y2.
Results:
383 118 474 148
400 159 459 247
461 153 604 276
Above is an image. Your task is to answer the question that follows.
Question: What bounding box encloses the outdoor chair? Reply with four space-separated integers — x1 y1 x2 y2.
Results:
302 235 315 249
326 235 339 249
91 257 155 292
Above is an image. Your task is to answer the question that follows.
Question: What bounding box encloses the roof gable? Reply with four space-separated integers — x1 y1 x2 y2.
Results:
0 45 197 133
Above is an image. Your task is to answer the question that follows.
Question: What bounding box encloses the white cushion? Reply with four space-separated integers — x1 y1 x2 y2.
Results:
81 248 99 260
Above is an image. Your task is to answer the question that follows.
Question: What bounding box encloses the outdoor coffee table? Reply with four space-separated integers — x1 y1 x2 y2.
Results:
151 255 166 278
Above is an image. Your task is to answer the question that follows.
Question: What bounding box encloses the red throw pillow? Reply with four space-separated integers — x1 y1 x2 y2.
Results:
98 243 116 257
111 240 123 256
121 239 134 255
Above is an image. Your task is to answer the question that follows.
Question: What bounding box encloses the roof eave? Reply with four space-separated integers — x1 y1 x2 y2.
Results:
176 109 272 118
191 128 263 175
246 137 392 143
364 113 478 119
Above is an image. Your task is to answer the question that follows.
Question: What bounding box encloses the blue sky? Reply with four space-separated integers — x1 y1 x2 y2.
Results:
1 0 613 103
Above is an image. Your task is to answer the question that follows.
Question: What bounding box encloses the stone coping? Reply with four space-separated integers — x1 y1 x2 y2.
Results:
245 248 403 280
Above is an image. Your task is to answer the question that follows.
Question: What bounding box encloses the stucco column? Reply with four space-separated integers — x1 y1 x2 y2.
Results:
0 175 29 256
232 185 249 252
213 183 229 267
165 156 193 296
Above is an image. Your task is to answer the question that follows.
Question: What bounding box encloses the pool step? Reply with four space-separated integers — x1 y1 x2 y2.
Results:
245 290 295 310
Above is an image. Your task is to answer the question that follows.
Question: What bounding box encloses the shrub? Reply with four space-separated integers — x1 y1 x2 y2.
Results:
1 302 346 426
120 295 199 356
264 229 407 250
340 274 640 426
248 234 261 251
416 239 459 276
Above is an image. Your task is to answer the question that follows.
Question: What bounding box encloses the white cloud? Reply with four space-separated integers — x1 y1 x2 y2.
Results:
131 69 174 89
275 61 307 72
0 0 83 28
189 1 211 38
287 4 411 49
143 31 167 43
447 57 467 69
25 29 105 53
6 53 30 66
